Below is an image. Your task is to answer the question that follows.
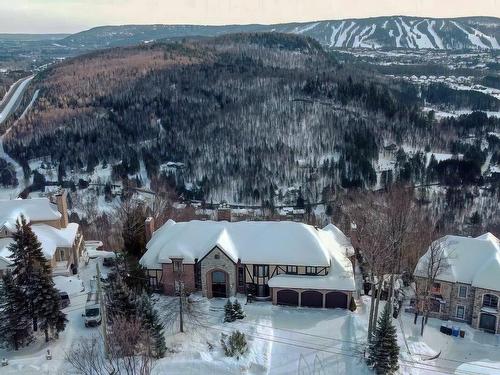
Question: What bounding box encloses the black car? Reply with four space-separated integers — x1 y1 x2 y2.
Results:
59 292 70 308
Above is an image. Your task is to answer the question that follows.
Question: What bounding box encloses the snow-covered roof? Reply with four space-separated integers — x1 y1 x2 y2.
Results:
414 233 500 291
140 220 355 274
321 223 355 258
0 237 14 270
0 223 79 262
0 198 61 232
268 253 356 291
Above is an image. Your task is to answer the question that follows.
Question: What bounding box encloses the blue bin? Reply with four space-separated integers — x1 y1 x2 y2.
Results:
452 326 460 337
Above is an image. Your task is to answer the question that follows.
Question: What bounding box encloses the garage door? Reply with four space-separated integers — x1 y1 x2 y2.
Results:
325 291 348 309
301 290 323 308
276 289 299 306
479 313 497 333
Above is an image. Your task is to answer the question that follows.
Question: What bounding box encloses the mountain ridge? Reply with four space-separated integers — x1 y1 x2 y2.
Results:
61 16 500 50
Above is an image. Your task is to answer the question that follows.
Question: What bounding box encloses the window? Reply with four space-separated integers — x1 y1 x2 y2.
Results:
254 265 269 277
305 266 317 275
429 299 441 313
214 253 220 260
458 285 468 299
483 294 499 309
431 282 441 294
456 305 465 320
286 266 297 274
238 267 244 286
172 260 183 273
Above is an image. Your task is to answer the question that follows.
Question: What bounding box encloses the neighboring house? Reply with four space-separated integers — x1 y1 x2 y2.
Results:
139 219 356 309
0 191 84 277
414 233 500 334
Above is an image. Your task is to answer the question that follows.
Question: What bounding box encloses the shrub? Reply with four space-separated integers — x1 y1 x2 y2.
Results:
224 299 236 322
349 297 357 312
220 331 248 359
233 300 245 320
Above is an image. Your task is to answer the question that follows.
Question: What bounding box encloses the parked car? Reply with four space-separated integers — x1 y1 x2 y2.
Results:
59 292 70 308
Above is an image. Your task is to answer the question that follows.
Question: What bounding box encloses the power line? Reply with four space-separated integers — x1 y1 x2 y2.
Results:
193 321 482 375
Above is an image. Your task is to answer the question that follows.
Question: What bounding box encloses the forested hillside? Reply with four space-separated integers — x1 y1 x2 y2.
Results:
4 33 500 204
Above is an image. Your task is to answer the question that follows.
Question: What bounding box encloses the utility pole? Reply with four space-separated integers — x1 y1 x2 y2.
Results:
179 282 184 333
96 263 109 357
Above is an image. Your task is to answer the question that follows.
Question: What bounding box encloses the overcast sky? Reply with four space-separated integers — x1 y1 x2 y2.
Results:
1 0 498 34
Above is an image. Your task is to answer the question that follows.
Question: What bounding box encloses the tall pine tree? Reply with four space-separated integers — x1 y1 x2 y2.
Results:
137 292 167 358
0 271 33 350
8 215 67 341
367 303 400 374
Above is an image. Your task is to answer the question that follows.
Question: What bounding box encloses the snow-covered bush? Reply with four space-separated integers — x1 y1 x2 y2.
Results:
220 331 248 359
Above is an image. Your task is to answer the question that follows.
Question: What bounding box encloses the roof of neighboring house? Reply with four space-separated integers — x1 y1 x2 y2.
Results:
414 232 500 291
0 237 14 270
0 223 79 264
0 198 61 232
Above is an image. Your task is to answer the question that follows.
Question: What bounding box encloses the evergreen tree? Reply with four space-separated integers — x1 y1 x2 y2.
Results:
0 271 33 350
137 293 167 358
105 271 137 321
8 215 67 341
367 304 399 374
224 299 236 323
233 300 245 320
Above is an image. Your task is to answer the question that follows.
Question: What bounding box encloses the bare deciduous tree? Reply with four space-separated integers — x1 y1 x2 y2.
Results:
66 316 157 375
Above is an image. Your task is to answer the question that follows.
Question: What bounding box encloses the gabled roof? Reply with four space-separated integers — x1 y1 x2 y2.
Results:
0 198 61 232
0 223 79 263
414 232 500 291
141 220 353 269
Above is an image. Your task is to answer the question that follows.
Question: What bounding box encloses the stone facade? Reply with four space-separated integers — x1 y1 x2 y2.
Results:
471 287 500 334
200 246 237 298
415 276 499 333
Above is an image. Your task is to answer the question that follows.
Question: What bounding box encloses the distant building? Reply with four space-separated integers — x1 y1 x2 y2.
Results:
0 191 84 277
140 219 356 309
414 233 500 334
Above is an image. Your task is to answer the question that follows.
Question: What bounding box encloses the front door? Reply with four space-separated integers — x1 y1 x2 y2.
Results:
479 313 497 333
212 271 227 298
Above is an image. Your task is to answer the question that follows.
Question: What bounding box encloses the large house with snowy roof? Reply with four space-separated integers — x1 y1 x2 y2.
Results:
414 233 500 333
0 191 84 277
139 219 356 309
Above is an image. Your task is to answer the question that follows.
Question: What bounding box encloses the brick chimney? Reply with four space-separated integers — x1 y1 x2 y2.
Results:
55 190 69 228
216 204 232 222
145 216 155 243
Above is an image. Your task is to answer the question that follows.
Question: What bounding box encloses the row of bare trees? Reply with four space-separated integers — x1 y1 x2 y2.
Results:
344 185 449 341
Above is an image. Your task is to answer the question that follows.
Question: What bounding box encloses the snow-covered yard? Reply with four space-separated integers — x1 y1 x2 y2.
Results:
2 270 500 375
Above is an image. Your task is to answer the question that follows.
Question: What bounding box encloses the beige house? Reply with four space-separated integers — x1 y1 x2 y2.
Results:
0 191 84 277
414 233 500 334
140 219 356 309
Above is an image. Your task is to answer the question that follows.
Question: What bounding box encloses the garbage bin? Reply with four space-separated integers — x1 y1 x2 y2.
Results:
452 326 460 337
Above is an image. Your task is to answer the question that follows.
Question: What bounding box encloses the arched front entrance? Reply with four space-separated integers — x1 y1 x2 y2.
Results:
211 270 228 298
479 313 497 333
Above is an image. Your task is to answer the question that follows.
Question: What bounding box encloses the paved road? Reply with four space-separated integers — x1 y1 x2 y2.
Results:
0 74 34 197
0 75 34 125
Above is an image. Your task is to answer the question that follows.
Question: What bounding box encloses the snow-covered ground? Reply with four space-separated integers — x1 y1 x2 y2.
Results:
2 271 500 375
